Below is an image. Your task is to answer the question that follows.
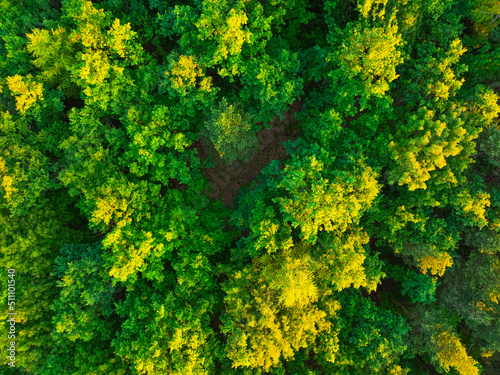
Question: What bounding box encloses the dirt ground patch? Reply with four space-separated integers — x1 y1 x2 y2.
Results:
196 99 304 207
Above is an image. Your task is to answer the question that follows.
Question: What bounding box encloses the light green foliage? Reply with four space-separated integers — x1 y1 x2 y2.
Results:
5 75 44 115
107 198 233 372
245 203 294 256
331 18 403 102
122 105 191 183
0 111 50 215
320 1 404 122
468 85 500 130
112 201 234 374
273 150 379 243
202 98 258 165
99 192 168 284
195 0 252 77
113 283 217 375
240 44 304 123
166 55 214 97
58 106 122 197
0 272 58 372
2 0 500 373
388 104 470 191
0 200 85 372
0 205 75 277
316 229 385 293
449 184 491 228
317 290 411 374
410 39 467 105
231 180 295 258
60 0 142 112
27 27 77 89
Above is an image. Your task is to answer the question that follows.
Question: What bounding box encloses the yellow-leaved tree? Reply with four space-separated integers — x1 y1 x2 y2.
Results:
6 74 43 114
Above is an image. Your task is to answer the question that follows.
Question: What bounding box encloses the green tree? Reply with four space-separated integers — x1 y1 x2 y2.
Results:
42 242 129 375
201 98 258 165
316 289 411 375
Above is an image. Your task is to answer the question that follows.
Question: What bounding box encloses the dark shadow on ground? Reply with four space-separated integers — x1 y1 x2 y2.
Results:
196 99 304 207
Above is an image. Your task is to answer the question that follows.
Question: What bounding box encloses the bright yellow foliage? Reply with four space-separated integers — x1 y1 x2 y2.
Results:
224 278 333 370
389 105 468 190
168 55 202 92
318 229 381 292
70 0 107 49
435 330 479 375
196 1 252 76
277 156 379 243
6 74 43 114
79 50 110 85
216 9 251 62
357 0 390 21
455 190 491 227
0 157 16 200
268 255 319 308
107 19 134 58
105 228 156 282
338 19 403 98
426 39 466 101
418 252 453 277
92 193 130 228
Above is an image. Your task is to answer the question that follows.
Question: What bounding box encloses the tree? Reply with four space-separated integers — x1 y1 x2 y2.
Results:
316 289 411 375
272 148 380 244
329 15 404 107
42 242 129 375
221 247 338 371
5 75 44 115
239 43 304 124
26 27 77 91
201 98 258 165
387 104 469 191
2 0 500 373
412 310 481 375
470 0 500 37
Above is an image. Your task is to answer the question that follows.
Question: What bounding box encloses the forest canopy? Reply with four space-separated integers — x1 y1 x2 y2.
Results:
0 0 500 374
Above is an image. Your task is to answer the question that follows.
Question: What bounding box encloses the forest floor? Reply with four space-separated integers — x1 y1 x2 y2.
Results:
195 99 304 207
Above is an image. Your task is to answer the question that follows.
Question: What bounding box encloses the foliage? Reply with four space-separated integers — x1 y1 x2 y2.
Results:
1 0 500 373
201 97 258 165
388 264 438 304
317 289 411 374
221 246 339 371
413 312 481 375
